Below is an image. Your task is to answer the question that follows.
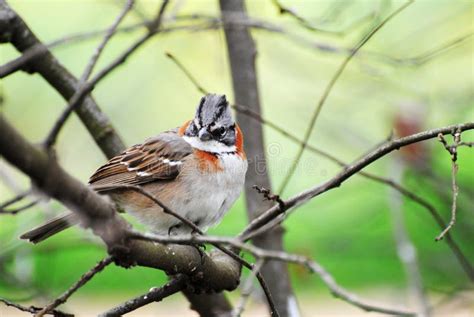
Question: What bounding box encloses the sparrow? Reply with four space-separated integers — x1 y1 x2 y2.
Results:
21 94 248 243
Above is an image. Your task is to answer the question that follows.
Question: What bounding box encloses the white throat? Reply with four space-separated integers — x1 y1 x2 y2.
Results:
183 136 236 153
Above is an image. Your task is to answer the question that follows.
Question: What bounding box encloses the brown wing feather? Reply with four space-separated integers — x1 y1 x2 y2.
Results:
88 131 192 192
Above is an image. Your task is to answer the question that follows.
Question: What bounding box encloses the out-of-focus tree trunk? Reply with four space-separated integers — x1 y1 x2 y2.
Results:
219 1 300 316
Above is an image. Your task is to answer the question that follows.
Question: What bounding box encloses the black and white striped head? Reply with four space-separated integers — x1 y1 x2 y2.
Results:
183 94 237 153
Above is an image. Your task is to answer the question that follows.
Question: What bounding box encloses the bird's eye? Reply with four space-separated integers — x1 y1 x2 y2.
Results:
212 127 226 139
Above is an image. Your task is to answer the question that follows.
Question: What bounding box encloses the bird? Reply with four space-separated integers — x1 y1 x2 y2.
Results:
21 94 248 243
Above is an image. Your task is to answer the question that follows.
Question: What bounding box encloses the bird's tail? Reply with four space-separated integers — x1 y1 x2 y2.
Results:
20 213 79 244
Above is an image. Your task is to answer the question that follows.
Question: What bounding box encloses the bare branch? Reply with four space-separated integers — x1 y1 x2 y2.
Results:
0 298 72 317
94 184 202 233
0 199 38 215
0 189 30 208
271 0 375 36
36 256 114 317
362 172 474 280
131 233 415 316
458 141 474 147
100 275 187 317
232 259 265 317
165 52 208 94
379 32 474 66
435 131 462 241
240 123 474 241
2 11 468 82
44 0 135 148
253 185 285 211
0 16 216 79
0 187 38 215
0 0 125 158
278 0 414 194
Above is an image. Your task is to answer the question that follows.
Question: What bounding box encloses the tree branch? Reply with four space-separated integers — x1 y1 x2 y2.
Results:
240 123 474 240
232 259 265 317
0 298 72 317
131 233 416 316
36 256 114 317
44 0 135 148
100 275 187 316
0 0 125 158
278 0 414 194
435 131 461 241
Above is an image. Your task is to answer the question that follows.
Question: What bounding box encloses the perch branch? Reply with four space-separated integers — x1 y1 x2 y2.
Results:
131 233 415 316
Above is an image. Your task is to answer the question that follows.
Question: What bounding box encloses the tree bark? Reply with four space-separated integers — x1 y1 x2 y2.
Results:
219 1 300 316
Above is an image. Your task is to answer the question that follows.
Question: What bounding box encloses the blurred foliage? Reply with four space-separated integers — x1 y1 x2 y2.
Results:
0 0 473 305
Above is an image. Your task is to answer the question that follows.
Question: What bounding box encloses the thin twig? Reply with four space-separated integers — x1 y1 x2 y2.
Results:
0 0 126 158
240 122 474 242
2 12 469 80
252 185 285 210
0 200 38 215
130 233 415 316
35 256 114 317
278 0 414 194
0 298 72 317
94 184 201 233
232 259 265 317
271 0 374 36
0 190 31 209
435 131 461 241
380 32 474 66
43 0 168 149
458 141 474 147
165 52 208 94
44 0 135 148
99 275 187 316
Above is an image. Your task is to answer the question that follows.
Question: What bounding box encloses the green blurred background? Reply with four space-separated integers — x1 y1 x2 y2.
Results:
1 0 473 314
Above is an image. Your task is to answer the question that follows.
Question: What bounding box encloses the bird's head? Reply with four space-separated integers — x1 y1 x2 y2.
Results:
182 94 239 154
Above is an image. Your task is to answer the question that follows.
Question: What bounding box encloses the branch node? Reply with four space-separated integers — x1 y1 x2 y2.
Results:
252 185 286 210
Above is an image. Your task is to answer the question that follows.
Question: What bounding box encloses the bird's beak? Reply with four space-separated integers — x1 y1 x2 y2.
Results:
198 128 212 141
